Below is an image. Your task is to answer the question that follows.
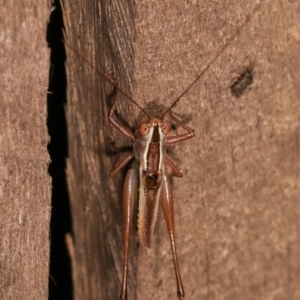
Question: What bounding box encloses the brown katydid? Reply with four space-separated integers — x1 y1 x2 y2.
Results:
68 50 198 299
103 52 225 300
108 79 194 300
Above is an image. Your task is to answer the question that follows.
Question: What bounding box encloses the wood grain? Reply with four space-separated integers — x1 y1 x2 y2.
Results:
0 1 51 299
63 0 300 299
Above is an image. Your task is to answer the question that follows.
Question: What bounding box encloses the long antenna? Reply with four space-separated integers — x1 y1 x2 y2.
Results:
63 39 151 119
161 2 263 119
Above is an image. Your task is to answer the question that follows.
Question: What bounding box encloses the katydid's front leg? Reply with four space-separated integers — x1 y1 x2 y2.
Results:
160 173 185 300
108 87 135 141
166 112 194 145
108 87 136 177
120 165 138 300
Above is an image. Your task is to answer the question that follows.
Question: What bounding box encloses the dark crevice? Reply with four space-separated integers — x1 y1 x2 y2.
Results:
47 1 73 300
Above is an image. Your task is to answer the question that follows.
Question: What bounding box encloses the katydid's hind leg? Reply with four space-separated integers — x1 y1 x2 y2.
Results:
160 173 185 299
120 166 138 300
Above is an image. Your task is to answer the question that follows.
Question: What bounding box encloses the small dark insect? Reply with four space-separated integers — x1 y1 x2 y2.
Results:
230 62 255 97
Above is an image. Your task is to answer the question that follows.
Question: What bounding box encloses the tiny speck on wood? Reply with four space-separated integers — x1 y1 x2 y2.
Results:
230 62 255 98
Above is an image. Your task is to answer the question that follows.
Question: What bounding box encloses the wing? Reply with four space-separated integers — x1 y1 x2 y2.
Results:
137 167 162 248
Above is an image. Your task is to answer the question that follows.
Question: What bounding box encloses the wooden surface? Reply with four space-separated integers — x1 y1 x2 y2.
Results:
0 1 51 299
63 0 300 299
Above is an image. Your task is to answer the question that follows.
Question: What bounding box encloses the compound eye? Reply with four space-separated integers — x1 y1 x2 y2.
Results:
162 122 170 134
139 123 149 136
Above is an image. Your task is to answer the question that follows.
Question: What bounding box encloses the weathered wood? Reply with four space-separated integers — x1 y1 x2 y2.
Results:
0 1 51 300
63 0 300 299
